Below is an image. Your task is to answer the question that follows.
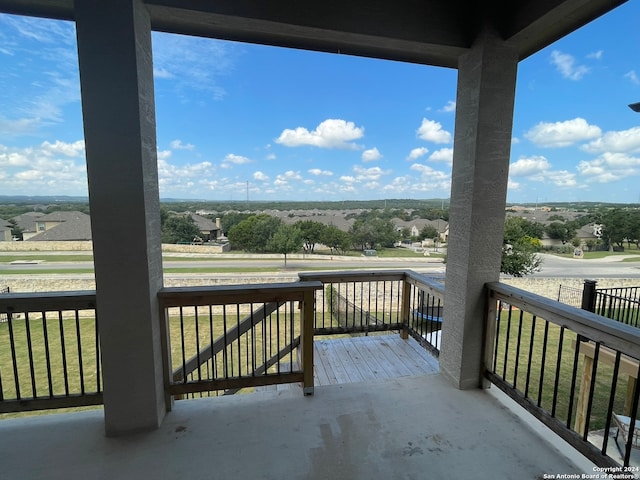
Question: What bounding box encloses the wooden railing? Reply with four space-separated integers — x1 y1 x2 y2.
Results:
485 282 640 468
158 282 322 400
298 270 444 354
0 271 442 414
0 291 102 413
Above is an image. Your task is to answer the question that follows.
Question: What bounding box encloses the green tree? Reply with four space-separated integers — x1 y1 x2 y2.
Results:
320 225 352 255
8 219 23 240
161 214 201 244
266 224 304 267
419 225 438 241
545 222 576 244
350 218 399 250
501 241 542 277
228 214 283 252
503 217 544 244
502 218 543 277
295 220 326 253
600 209 629 250
220 212 252 236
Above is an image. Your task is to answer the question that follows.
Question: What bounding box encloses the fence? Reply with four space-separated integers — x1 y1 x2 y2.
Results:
558 282 640 328
298 270 444 355
0 291 102 413
486 282 640 468
158 282 321 399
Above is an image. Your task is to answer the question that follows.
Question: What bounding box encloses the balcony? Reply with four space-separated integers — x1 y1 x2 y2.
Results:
2 270 639 478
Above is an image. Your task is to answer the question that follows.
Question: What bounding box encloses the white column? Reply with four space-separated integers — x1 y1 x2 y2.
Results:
75 0 166 435
440 29 518 389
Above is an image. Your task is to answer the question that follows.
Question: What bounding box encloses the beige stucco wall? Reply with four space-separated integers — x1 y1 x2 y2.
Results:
0 273 637 298
0 241 230 253
0 241 93 251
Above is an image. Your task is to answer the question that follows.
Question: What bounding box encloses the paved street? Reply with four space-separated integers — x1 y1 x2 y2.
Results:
1 251 640 279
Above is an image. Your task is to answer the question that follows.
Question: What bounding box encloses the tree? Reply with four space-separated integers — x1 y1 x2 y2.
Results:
502 218 543 277
350 218 399 250
295 220 326 253
161 214 201 244
545 222 576 244
503 217 544 244
227 214 283 252
220 212 252 236
8 219 23 240
419 225 438 241
320 225 351 254
501 241 542 277
266 224 304 267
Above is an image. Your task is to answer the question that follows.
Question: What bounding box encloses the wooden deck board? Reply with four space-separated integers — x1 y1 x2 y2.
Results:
256 334 439 391
315 334 439 385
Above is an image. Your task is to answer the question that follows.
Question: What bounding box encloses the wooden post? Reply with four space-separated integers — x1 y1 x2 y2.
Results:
399 279 411 339
300 290 315 395
482 290 498 389
574 355 593 436
625 377 637 416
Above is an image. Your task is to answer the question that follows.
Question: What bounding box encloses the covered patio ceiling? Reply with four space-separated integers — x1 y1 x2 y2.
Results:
0 0 628 67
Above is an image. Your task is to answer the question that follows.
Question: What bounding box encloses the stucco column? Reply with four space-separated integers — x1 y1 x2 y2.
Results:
440 29 518 389
75 0 166 434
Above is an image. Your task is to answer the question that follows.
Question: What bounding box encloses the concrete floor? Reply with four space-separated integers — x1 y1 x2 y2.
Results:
0 373 596 480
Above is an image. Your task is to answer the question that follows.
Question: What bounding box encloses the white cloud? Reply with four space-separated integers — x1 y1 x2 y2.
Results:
582 126 640 154
152 32 235 101
273 170 302 187
0 140 88 195
524 118 601 147
625 70 640 85
407 147 429 161
577 152 640 183
0 17 80 134
308 168 333 176
221 153 252 168
416 118 451 144
545 170 577 187
340 176 356 183
550 50 589 80
510 156 551 177
429 148 453 165
408 163 451 190
170 140 195 150
275 119 364 149
587 50 603 60
509 155 577 187
362 147 382 162
153 68 174 79
0 117 41 137
40 140 85 157
440 100 456 113
253 171 269 181
353 165 390 182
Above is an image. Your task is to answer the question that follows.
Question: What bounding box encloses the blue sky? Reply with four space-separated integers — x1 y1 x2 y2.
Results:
1 4 639 204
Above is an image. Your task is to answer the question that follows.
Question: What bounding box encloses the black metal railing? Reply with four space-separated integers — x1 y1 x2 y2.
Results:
559 282 640 328
0 291 102 413
158 282 321 400
298 270 444 355
485 282 640 468
594 287 640 328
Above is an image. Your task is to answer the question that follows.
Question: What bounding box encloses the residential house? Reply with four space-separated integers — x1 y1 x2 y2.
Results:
188 213 221 242
0 218 12 242
26 211 92 241
10 211 45 240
